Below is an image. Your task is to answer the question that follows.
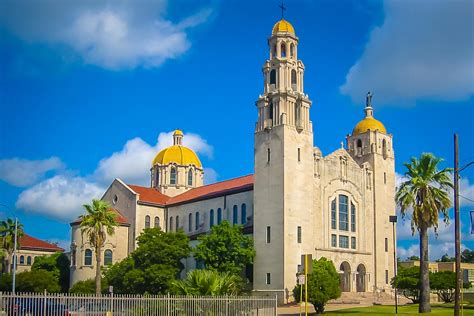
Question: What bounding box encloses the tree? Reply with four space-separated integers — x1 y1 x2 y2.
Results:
293 258 341 314
0 218 24 273
0 270 60 292
105 228 190 294
171 269 243 295
391 266 421 303
396 153 453 313
431 270 470 303
80 199 118 295
461 249 474 263
32 252 70 292
194 221 255 276
436 253 455 262
69 278 108 294
407 255 420 261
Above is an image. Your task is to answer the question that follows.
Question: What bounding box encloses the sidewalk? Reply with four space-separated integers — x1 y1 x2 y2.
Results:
277 303 372 315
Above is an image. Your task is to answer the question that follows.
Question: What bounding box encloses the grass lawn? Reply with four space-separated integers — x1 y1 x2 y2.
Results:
325 304 458 315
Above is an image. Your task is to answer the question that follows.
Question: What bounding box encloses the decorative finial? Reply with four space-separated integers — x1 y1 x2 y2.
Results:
366 91 373 107
279 2 286 19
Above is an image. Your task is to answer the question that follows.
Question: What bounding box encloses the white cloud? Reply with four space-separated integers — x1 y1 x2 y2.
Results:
0 157 64 187
397 244 419 260
16 175 105 221
398 242 468 261
340 0 474 105
0 1 212 70
460 177 474 207
14 131 215 221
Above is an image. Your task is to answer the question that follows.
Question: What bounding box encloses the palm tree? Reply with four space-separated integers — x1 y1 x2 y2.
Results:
396 153 453 313
171 269 242 295
0 218 24 274
80 199 118 295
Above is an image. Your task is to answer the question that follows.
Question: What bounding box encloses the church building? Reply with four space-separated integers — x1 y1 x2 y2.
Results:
70 18 396 303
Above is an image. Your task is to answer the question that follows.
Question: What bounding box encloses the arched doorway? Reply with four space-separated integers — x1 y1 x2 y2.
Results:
339 261 351 292
356 264 366 292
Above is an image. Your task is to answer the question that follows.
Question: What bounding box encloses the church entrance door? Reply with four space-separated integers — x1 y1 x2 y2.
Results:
339 261 351 292
356 264 366 292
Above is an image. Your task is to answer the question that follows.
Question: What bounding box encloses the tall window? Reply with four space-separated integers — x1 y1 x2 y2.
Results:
351 237 356 249
331 198 337 229
267 148 271 163
27 256 32 266
356 139 362 155
385 238 388 252
266 273 271 285
210 209 215 228
339 235 349 249
145 215 150 229
290 43 294 57
233 205 238 224
351 203 356 232
339 195 349 231
385 270 389 284
382 139 387 158
104 250 113 266
176 216 179 231
188 169 193 186
241 204 247 224
19 256 24 265
217 208 222 224
268 102 273 121
269 69 276 85
281 42 286 58
266 226 271 243
170 167 176 185
195 212 200 230
169 217 173 231
291 69 297 86
84 249 92 266
297 226 302 244
298 148 301 162
331 234 337 247
154 216 160 229
188 213 193 232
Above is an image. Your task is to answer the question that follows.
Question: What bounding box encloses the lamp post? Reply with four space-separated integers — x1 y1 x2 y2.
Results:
389 215 398 314
454 134 474 316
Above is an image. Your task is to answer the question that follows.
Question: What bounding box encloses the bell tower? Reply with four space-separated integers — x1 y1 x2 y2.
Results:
253 17 315 303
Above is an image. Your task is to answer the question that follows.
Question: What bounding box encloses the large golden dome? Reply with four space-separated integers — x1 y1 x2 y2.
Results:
272 19 295 35
152 130 202 168
352 117 387 135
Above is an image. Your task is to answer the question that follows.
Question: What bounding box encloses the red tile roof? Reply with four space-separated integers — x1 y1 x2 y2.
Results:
19 234 64 252
166 174 254 205
70 208 129 226
128 185 170 205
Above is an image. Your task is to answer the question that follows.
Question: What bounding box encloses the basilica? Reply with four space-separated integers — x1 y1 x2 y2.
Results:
70 18 396 303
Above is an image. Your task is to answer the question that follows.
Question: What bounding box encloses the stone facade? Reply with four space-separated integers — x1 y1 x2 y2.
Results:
70 18 396 305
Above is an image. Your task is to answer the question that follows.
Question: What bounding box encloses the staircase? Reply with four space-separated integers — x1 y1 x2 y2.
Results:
329 291 412 306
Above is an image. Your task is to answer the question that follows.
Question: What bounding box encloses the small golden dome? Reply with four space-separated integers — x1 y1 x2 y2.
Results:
272 19 295 35
152 145 202 168
352 117 387 136
173 129 183 136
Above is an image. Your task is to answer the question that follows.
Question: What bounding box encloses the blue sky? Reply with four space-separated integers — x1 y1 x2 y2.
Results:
0 0 473 260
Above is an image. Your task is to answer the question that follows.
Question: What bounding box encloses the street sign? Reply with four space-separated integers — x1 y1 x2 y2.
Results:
297 275 305 285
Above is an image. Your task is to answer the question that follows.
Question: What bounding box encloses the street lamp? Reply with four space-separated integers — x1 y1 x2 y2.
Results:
0 203 19 294
454 134 474 316
389 215 398 314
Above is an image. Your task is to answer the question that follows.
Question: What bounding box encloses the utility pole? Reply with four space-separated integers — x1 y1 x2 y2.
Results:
454 133 461 316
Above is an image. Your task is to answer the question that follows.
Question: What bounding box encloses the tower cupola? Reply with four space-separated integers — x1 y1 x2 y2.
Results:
352 92 387 136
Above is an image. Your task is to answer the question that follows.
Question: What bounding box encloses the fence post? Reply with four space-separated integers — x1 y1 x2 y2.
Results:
43 289 47 315
167 293 170 316
275 295 278 315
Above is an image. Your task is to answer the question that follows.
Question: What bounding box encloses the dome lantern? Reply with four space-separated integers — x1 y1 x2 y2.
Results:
352 92 387 136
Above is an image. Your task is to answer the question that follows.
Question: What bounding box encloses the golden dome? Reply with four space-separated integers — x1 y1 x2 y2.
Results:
352 117 387 136
152 145 202 168
272 19 295 35
174 129 183 136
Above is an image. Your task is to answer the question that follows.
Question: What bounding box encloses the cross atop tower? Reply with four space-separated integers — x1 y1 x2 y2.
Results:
279 2 286 19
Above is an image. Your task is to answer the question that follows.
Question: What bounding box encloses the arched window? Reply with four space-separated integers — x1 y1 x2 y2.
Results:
145 215 150 229
339 195 349 231
290 43 294 58
272 43 277 58
188 213 193 232
281 42 286 58
357 139 362 155
195 212 200 230
19 255 24 265
170 167 177 185
176 216 180 231
217 208 222 224
188 169 193 186
210 209 215 228
84 249 92 266
169 216 174 232
233 205 238 225
331 198 336 229
27 256 32 266
241 204 247 224
104 250 113 266
154 216 160 229
291 69 297 86
269 69 276 85
351 203 356 232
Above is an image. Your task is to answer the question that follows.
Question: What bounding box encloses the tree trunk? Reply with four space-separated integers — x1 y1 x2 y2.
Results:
95 246 102 296
419 225 431 313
